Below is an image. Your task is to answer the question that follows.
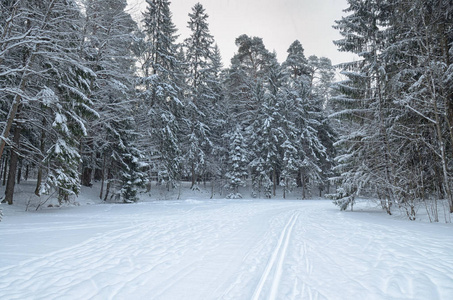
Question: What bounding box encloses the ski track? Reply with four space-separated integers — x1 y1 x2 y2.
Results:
0 200 452 300
251 211 299 300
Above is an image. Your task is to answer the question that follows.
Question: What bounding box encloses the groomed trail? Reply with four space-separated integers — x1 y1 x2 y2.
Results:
0 199 452 299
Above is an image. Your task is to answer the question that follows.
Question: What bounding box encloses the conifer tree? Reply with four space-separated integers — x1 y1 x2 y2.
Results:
117 124 147 203
140 0 184 189
331 0 453 217
248 89 281 198
206 44 227 192
225 35 276 127
282 40 334 199
80 0 146 201
331 0 394 210
183 3 219 188
249 58 285 198
224 35 277 195
226 126 248 198
1 0 96 204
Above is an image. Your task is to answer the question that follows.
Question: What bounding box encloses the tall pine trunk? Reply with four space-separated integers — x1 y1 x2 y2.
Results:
2 156 7 186
4 122 21 205
16 159 22 184
35 118 46 196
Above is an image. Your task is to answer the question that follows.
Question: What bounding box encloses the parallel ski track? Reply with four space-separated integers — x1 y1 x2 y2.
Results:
251 210 300 300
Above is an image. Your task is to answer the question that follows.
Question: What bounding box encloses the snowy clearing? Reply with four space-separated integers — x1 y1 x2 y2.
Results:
1 191 452 300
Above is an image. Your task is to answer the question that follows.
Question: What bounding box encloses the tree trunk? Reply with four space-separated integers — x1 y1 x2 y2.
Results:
210 179 214 199
81 167 92 186
0 53 33 162
283 177 287 199
427 58 453 212
35 117 46 196
4 123 21 205
301 170 306 199
296 170 302 187
24 164 29 181
203 172 207 188
104 181 111 201
441 24 453 159
0 0 57 161
94 166 103 181
2 156 7 186
272 168 276 197
0 86 21 162
0 156 3 182
16 159 22 184
103 168 113 201
99 155 106 200
191 161 196 189
35 167 43 196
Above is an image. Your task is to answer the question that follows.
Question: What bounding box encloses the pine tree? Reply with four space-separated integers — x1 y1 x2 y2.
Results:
224 35 277 194
225 35 276 125
308 56 336 111
140 0 184 189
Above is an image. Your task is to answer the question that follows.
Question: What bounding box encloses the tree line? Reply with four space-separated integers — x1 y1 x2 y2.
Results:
331 0 453 220
1 0 452 222
0 0 335 205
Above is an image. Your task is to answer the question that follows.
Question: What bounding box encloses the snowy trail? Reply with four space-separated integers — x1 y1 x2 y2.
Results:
251 211 299 300
0 199 452 299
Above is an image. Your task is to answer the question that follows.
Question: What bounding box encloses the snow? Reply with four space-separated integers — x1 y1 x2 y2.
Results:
0 182 452 299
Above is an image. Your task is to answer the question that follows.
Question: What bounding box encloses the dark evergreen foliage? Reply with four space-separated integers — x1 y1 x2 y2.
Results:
331 0 453 218
0 0 338 205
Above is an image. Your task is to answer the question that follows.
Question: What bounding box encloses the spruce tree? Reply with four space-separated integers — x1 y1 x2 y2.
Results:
331 0 394 210
331 0 453 216
282 40 334 199
140 0 184 189
183 3 219 188
1 0 96 204
226 126 248 198
249 58 285 198
80 0 146 201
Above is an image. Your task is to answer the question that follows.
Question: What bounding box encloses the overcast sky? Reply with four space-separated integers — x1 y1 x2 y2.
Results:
127 0 353 67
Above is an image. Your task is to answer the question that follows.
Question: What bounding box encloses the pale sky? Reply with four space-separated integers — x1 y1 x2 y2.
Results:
127 0 353 67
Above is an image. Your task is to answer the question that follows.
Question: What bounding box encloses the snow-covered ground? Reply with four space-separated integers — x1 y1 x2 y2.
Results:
0 182 452 299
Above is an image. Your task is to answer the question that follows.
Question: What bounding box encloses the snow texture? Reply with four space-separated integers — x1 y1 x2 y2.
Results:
0 185 452 299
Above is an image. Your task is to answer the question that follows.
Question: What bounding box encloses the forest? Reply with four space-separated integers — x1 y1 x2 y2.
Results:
0 0 452 222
